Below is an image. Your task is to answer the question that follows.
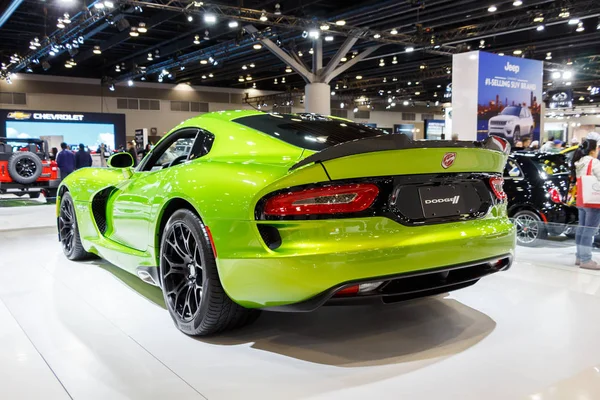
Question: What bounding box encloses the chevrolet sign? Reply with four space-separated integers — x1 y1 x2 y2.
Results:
33 113 84 121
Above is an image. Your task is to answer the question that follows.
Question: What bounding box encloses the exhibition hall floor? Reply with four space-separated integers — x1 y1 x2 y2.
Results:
2 206 600 399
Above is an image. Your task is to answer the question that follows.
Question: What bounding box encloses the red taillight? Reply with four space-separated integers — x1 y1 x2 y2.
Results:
489 177 507 200
264 183 379 216
205 226 217 258
548 187 562 204
334 285 359 296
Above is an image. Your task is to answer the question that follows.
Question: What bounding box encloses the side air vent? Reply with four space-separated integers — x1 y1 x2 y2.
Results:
91 187 115 234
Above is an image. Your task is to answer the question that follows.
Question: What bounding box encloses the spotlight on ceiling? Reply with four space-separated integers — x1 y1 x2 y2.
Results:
487 5 497 12
308 30 320 39
228 20 239 28
260 10 268 21
127 79 134 86
187 14 193 22
335 20 346 26
138 23 147 33
204 13 216 24
325 35 334 42
513 0 522 5
109 83 115 91
551 71 561 79
536 25 545 31
274 3 281 15
568 18 580 25
253 43 262 50
405 46 414 52
93 46 102 55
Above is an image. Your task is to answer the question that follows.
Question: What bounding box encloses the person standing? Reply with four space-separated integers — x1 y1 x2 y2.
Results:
56 142 76 179
573 139 600 270
75 143 93 170
127 141 139 167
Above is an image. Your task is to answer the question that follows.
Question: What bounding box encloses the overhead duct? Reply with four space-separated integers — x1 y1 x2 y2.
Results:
0 0 24 29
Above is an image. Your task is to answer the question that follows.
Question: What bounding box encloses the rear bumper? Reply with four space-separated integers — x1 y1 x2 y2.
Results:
0 180 59 192
263 255 512 311
212 210 516 309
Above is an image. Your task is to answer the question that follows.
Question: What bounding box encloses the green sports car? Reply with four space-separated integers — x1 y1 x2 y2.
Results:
57 110 515 335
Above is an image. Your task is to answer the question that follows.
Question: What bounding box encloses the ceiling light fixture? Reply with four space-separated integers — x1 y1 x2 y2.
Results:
204 13 216 23
127 79 134 86
513 0 522 5
130 27 139 37
356 75 362 80
392 56 397 64
285 66 292 73
187 14 193 22
335 20 346 26
238 76 244 82
325 35 334 41
260 10 268 21
379 58 385 67
93 46 102 55
405 46 414 52
341 56 347 62
488 5 497 12
390 28 398 34
568 18 580 25
513 49 522 55
242 65 247 70
551 71 561 79
537 25 545 31
308 30 320 39
194 35 200 44
253 43 262 50
533 15 544 23
320 24 329 31
274 3 281 15
228 20 239 28
138 23 147 33
373 33 381 39
576 22 585 32
545 52 552 60
200 59 207 64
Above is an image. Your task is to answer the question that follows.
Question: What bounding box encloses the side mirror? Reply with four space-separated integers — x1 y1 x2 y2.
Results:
107 152 134 169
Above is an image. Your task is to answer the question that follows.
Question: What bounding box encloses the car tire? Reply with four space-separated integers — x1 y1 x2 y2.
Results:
59 192 94 260
8 152 43 184
159 209 260 336
513 210 547 247
513 126 521 142
28 191 40 199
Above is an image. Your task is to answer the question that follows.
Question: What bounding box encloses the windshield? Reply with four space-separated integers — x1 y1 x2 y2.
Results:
500 106 522 116
233 114 385 151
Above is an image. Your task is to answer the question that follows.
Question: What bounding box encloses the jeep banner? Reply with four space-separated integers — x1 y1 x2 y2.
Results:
452 51 543 144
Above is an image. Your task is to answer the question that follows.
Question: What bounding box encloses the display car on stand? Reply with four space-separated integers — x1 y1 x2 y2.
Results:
56 110 516 336
504 151 576 246
0 137 60 198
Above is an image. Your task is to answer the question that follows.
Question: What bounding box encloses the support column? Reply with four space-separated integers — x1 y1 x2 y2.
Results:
305 83 331 115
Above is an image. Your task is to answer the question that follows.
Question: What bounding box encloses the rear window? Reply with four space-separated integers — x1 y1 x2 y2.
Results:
533 154 570 175
233 114 384 151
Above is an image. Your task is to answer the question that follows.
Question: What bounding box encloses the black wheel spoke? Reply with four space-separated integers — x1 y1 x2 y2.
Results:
162 221 207 323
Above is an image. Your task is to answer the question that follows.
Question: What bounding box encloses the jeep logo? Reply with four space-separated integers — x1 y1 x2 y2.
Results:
424 195 460 205
504 61 520 74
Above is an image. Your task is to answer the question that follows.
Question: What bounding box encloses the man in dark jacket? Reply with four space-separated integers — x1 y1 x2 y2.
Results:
75 143 93 169
56 142 76 179
127 141 139 167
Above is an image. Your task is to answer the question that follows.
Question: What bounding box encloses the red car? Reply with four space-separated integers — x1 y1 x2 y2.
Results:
0 138 60 198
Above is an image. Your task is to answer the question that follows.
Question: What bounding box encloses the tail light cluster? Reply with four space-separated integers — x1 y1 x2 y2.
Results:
548 187 562 204
263 183 379 217
489 177 507 200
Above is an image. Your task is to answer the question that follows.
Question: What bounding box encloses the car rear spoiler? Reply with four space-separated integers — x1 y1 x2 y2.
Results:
290 134 510 171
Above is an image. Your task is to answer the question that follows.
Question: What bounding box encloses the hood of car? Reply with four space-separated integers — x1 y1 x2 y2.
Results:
490 115 518 122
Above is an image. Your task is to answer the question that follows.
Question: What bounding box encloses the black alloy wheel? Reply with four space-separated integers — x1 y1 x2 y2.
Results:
513 126 521 142
162 222 205 323
159 209 259 336
59 195 76 254
15 158 37 178
58 192 93 260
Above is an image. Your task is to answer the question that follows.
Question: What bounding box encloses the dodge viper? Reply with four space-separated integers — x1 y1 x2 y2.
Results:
57 110 516 336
